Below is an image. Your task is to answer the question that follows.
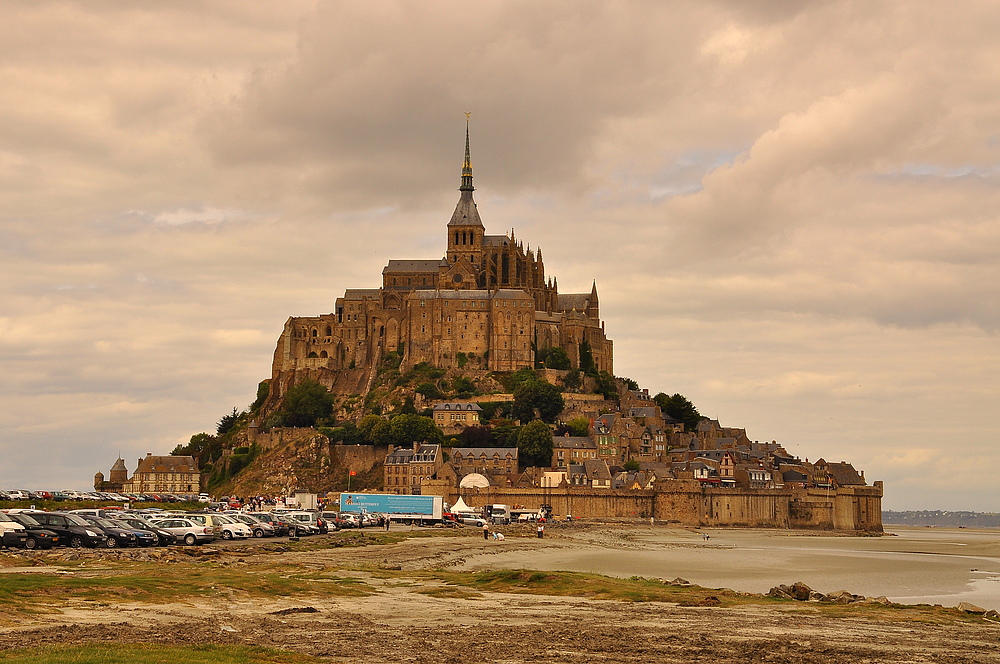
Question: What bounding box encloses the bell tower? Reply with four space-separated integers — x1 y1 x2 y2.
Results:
446 114 485 269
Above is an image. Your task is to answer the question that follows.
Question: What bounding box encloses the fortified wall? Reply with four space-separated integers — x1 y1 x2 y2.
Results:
443 480 884 532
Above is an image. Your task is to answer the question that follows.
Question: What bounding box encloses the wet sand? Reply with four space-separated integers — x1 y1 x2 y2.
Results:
453 525 1000 610
3 526 999 663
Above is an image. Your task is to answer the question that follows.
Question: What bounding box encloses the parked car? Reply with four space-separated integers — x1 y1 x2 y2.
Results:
272 515 312 536
25 511 107 548
0 512 28 548
75 515 140 548
247 513 290 537
108 519 158 547
115 515 178 546
228 514 274 538
335 512 360 528
4 512 59 549
213 515 252 540
69 508 123 519
179 513 226 538
285 511 328 534
148 517 215 545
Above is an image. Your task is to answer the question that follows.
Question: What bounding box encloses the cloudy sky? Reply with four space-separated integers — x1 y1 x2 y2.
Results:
1 1 997 511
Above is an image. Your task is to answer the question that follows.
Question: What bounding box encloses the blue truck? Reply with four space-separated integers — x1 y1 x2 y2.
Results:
338 493 443 524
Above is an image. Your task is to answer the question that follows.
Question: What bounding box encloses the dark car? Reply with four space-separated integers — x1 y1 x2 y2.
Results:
75 514 139 548
24 511 107 548
115 515 178 546
5 512 59 550
248 513 290 537
108 519 159 547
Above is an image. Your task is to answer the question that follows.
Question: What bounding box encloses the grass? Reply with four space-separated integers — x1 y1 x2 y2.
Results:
0 644 323 664
0 561 371 615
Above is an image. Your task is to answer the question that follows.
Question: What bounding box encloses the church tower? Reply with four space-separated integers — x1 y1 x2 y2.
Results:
446 116 485 270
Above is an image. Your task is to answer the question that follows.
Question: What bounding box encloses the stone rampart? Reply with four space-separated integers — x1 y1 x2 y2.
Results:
453 479 882 532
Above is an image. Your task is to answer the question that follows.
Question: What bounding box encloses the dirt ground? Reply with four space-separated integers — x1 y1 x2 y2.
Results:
2 525 999 663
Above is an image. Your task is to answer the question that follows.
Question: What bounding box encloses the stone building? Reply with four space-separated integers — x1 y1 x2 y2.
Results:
267 122 613 402
431 402 482 434
105 454 201 494
383 443 444 495
450 447 519 478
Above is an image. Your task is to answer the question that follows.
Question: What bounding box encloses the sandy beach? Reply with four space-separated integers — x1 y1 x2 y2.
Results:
2 524 999 663
445 524 1000 609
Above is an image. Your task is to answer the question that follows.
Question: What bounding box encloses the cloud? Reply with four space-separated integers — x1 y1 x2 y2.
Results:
0 1 998 510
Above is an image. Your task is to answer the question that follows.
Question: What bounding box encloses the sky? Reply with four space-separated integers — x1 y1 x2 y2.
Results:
1 1 997 511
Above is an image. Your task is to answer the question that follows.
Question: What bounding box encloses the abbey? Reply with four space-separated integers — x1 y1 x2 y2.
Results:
270 124 613 389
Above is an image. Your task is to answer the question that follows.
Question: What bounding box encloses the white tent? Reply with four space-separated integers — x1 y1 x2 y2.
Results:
450 496 473 513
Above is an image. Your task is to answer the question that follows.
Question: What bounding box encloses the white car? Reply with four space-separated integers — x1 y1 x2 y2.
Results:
214 515 252 540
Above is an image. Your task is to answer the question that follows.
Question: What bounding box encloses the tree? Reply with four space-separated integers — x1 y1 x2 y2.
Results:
565 417 591 437
216 407 242 435
386 414 445 447
512 379 565 423
562 369 582 390
251 380 270 411
399 396 417 415
620 376 639 391
415 382 443 400
452 376 477 398
593 371 619 400
653 392 703 433
623 459 641 472
544 347 571 370
505 367 538 392
489 420 520 447
579 340 596 375
279 379 335 427
458 426 492 447
517 420 554 467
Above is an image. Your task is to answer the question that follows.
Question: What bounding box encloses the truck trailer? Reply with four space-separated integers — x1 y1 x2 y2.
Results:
338 493 443 524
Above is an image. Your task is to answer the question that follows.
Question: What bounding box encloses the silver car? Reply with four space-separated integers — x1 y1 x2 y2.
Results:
148 517 216 546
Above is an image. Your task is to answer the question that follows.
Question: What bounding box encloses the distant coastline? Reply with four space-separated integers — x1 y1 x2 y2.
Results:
883 510 1000 528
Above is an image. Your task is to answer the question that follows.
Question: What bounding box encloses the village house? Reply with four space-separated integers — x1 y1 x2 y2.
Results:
119 454 200 494
383 443 444 495
552 435 598 468
431 402 482 434
450 447 519 477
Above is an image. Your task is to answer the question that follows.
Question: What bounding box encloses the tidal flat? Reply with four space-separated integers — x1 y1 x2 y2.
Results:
1 524 998 663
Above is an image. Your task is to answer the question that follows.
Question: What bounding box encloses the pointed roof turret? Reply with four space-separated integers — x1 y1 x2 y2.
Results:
449 114 484 228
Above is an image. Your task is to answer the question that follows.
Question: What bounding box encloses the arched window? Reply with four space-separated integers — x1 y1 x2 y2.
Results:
320 350 328 358
325 326 332 336
311 328 318 337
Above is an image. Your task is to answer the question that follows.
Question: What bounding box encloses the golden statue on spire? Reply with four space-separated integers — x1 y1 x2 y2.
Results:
465 111 471 121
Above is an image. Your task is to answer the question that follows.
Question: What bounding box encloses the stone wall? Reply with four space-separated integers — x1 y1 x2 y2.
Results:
451 479 883 532
331 443 390 476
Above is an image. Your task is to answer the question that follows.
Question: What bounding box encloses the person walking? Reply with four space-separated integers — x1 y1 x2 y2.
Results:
537 523 544 539
483 523 490 540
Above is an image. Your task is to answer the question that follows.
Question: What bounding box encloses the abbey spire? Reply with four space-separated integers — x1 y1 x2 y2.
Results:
447 114 485 269
460 114 474 192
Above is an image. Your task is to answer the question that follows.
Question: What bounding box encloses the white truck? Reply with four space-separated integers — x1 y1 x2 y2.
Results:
339 493 443 525
486 504 511 525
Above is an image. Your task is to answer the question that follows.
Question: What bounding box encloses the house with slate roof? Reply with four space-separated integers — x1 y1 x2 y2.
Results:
121 454 200 494
431 402 482 433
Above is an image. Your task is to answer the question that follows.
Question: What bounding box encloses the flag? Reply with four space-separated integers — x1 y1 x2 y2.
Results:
349 471 356 476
